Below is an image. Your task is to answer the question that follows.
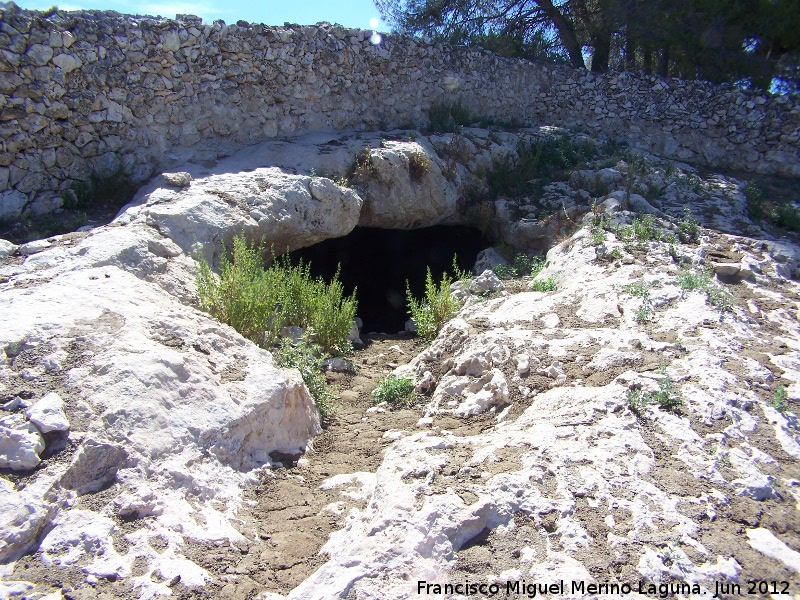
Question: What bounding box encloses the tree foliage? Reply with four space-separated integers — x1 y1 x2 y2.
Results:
376 0 800 92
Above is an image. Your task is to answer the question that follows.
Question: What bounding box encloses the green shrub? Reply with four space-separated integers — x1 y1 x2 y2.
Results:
744 180 767 220
428 98 471 133
371 374 416 407
408 151 431 182
530 276 557 292
678 207 701 243
773 386 789 412
275 338 336 423
196 235 357 354
486 134 596 198
406 267 459 342
772 203 800 232
492 253 545 279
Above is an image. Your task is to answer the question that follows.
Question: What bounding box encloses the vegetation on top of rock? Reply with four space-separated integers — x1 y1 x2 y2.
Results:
486 134 597 199
196 234 357 355
427 97 472 133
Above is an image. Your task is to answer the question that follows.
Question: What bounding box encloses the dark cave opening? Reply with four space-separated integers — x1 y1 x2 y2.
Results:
290 226 490 334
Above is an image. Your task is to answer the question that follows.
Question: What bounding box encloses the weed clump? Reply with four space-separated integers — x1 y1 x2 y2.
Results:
493 253 545 280
486 134 596 198
678 207 701 243
408 151 431 182
406 267 459 342
772 386 789 412
196 234 357 355
626 364 682 415
622 280 653 322
371 374 416 407
675 268 733 314
428 98 471 133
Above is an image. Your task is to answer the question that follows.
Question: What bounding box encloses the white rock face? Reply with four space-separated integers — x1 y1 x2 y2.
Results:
0 413 44 470
0 478 57 562
355 140 459 229
0 239 18 258
285 212 800 599
0 143 327 579
25 391 69 433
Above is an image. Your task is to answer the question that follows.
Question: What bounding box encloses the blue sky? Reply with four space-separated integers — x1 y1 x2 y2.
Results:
13 0 387 30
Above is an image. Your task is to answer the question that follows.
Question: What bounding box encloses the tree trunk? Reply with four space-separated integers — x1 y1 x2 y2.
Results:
591 34 611 72
643 47 653 73
534 0 586 69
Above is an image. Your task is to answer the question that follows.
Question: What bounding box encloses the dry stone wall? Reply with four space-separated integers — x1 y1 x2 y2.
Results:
1 5 799 220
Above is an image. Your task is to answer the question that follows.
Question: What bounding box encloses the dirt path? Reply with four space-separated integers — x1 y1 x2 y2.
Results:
174 334 428 598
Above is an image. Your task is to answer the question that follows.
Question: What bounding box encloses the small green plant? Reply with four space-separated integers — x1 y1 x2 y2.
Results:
744 180 767 221
675 268 733 314
626 365 682 414
530 276 557 292
676 269 711 291
406 268 459 342
590 225 606 246
678 207 701 243
631 215 661 243
622 281 650 298
772 386 789 412
428 98 471 133
371 374 416 407
622 280 653 322
626 389 650 415
635 304 653 322
408 151 431 182
275 338 336 423
653 364 682 409
492 253 545 280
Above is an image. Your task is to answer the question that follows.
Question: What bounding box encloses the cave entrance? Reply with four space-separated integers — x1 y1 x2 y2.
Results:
290 226 490 334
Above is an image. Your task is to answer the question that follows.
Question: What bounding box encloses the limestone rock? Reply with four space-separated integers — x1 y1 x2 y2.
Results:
162 171 192 187
355 141 459 229
0 239 18 258
60 439 128 495
0 478 57 562
472 247 508 275
468 269 505 296
25 392 69 433
0 190 28 222
0 414 44 470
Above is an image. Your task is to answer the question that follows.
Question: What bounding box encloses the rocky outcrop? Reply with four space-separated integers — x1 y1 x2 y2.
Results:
288 211 800 599
1 126 799 599
0 144 327 588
